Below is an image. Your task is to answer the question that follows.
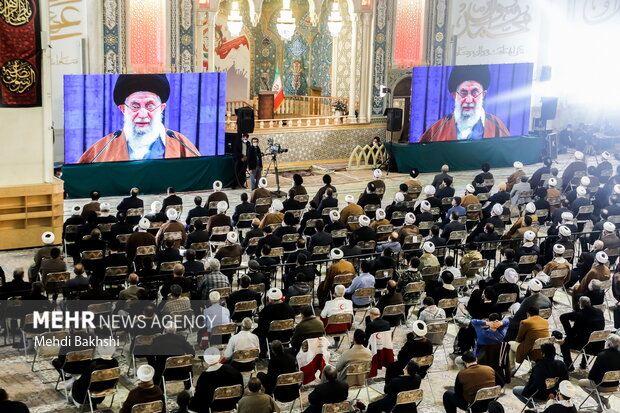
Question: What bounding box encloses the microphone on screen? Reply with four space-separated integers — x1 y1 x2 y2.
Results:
166 130 200 157
91 130 122 163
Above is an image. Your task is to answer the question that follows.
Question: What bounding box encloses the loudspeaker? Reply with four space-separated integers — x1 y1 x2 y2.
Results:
235 106 255 134
540 97 558 121
546 132 558 160
384 108 403 132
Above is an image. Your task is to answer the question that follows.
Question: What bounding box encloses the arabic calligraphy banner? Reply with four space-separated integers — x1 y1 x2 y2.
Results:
0 0 42 107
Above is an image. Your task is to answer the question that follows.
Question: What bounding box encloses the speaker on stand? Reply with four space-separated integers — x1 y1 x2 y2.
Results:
381 108 403 174
235 106 255 134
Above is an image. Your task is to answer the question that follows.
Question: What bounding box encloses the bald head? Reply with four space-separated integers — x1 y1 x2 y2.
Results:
323 365 337 381
128 273 139 285
593 240 604 251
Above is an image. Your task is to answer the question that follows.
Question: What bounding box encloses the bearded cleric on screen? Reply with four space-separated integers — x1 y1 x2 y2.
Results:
77 74 201 163
419 64 510 143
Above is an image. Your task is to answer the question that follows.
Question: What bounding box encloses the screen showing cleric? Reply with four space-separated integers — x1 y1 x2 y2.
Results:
409 63 533 143
64 72 226 164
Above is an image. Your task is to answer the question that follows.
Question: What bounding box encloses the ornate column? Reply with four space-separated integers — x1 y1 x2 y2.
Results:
195 0 220 72
206 11 217 72
347 12 359 122
357 11 373 123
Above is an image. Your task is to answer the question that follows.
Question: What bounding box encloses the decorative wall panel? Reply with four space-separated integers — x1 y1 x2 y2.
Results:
103 0 121 73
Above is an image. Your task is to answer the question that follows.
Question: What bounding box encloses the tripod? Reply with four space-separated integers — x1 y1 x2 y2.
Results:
264 152 286 197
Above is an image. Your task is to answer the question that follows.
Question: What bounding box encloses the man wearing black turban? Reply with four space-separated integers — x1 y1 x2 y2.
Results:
419 65 510 143
78 74 200 163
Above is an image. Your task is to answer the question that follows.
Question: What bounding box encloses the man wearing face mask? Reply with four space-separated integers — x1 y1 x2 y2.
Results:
419 65 510 142
248 137 264 190
233 133 251 188
78 74 200 163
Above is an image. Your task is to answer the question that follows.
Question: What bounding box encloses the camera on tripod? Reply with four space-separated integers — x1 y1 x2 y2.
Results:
267 138 288 155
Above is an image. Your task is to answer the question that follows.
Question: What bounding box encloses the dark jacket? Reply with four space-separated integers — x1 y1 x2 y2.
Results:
162 194 183 211
186 206 210 226
589 347 620 387
522 358 569 399
71 358 119 404
560 306 605 351
190 365 244 413
262 351 298 395
291 316 325 351
304 380 349 413
370 374 421 413
232 202 256 227
120 383 166 413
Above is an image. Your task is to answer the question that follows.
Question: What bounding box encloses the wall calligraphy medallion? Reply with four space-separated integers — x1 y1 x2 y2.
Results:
1 58 36 94
0 0 34 27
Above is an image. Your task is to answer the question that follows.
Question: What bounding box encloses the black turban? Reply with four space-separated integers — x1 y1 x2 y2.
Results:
448 65 491 93
113 74 170 106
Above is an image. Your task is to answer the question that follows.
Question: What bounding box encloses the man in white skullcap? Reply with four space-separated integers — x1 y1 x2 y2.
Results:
318 248 355 305
119 364 164 413
415 200 435 235
370 168 386 200
416 185 442 216
595 151 614 183
340 194 364 231
462 184 482 222
570 186 592 232
214 231 242 275
206 201 232 242
96 202 117 225
561 150 587 191
545 177 561 201
573 251 610 306
126 217 157 264
190 348 243 412
155 207 186 248
259 198 284 229
419 241 440 274
600 221 620 256
350 215 377 246
144 200 167 223
28 232 57 282
370 208 390 242
506 161 525 192
325 209 346 234
397 212 419 244
207 180 229 215
250 177 272 214
515 230 540 274
505 278 551 341
432 164 453 189
542 244 571 286
386 191 408 224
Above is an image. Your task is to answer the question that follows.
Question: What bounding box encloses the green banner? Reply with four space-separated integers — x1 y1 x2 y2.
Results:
63 156 236 199
384 136 545 173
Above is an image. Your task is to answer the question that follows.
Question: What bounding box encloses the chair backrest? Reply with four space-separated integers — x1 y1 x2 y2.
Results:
234 300 258 313
210 323 237 336
577 205 595 215
405 281 425 293
345 360 371 381
220 256 241 267
134 334 161 347
87 301 113 315
347 214 363 224
312 245 331 256
164 354 193 370
394 389 423 409
376 224 394 235
116 233 131 244
163 231 183 241
518 255 538 265
438 298 458 311
588 330 611 344
190 216 209 225
333 273 354 287
211 226 231 236
268 319 295 332
105 266 128 277
289 294 312 307
332 228 348 239
449 230 466 241
353 288 376 300
45 271 70 284
82 250 104 260
452 277 468 289
412 355 434 368
231 348 260 363
471 385 501 404
275 371 304 386
375 268 394 279
131 400 163 413
282 233 299 243
549 268 569 279
327 313 353 327
238 212 258 222
418 221 433 230
90 367 121 387
600 370 620 387
533 336 555 350
249 283 265 295
212 384 243 402
65 348 96 364
294 194 309 203
256 197 272 207
210 287 231 299
539 307 552 319
441 197 454 205
321 401 350 413
382 304 405 318
364 204 380 212
430 207 440 216
420 265 440 277
466 203 482 212
266 247 284 258
160 261 181 271
322 207 338 217
357 240 377 250
136 245 156 256
98 223 114 232
496 293 517 305
426 321 448 338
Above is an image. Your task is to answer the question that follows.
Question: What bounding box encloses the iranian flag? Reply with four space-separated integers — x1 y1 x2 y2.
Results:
272 66 284 111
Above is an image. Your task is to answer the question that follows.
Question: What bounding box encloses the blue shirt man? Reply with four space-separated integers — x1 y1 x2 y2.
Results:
470 318 509 356
346 272 375 307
